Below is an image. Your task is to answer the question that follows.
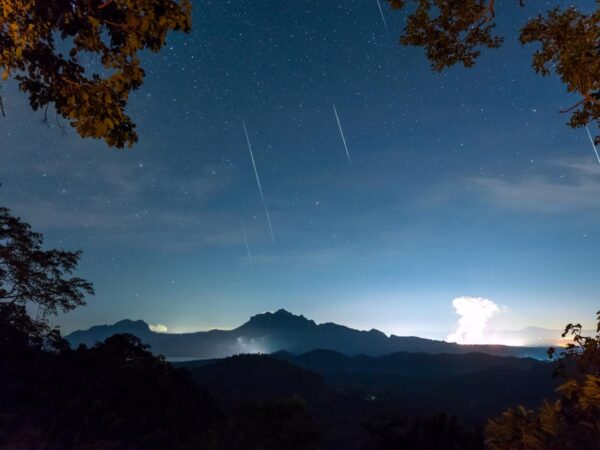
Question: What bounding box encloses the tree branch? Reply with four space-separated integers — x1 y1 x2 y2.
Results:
474 0 497 30
99 0 114 9
560 98 585 114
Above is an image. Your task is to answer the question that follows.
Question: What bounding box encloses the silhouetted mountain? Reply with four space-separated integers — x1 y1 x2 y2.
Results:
179 349 558 428
187 354 329 404
181 353 381 450
269 349 558 424
66 319 153 347
66 309 550 359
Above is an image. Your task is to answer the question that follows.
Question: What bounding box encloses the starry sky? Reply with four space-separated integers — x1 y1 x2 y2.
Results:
1 0 599 338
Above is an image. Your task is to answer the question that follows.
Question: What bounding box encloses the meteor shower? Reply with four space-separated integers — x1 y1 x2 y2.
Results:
1 1 599 449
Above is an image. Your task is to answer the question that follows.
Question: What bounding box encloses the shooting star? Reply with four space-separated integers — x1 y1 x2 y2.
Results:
241 219 253 267
375 0 390 37
242 120 276 246
333 104 351 164
585 125 600 165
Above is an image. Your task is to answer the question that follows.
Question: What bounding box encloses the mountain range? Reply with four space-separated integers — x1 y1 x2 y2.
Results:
177 349 558 429
66 309 550 359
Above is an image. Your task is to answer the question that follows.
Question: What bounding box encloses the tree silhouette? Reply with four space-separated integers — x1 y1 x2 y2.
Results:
485 310 600 450
365 411 484 450
0 332 225 449
225 396 322 450
386 0 600 144
0 206 229 449
0 0 191 148
0 205 93 344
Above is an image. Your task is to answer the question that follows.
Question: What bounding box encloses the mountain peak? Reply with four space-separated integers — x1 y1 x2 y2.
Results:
65 319 151 348
242 309 316 329
111 319 151 334
115 319 148 326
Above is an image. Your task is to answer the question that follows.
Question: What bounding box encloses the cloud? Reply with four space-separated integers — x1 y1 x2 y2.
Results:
0 140 240 251
470 157 600 214
447 296 500 345
149 323 168 333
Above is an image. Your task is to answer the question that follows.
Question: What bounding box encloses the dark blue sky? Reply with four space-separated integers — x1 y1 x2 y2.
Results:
1 0 598 338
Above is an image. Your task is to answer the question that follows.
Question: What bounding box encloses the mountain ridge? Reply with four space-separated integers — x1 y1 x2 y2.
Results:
66 309 550 359
177 349 558 429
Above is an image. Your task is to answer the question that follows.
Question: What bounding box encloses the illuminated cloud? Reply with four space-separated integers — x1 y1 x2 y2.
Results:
149 323 168 333
446 296 499 345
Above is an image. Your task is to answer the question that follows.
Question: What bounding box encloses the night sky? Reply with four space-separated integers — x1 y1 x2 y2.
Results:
1 0 598 339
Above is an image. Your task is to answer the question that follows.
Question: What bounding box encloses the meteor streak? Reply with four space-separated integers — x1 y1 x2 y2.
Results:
242 120 276 245
333 105 351 164
585 126 600 165
241 219 253 267
376 0 389 36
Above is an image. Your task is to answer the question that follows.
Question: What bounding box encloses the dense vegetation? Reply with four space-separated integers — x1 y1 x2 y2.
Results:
0 331 222 449
485 312 600 449
0 0 191 147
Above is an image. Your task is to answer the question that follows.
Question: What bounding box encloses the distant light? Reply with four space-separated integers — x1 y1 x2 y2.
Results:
149 323 168 333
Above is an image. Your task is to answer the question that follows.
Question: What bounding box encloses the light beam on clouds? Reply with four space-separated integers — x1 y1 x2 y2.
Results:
446 296 499 345
235 336 267 354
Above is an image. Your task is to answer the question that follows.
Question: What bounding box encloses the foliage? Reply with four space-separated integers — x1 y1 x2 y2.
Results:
0 0 191 148
0 206 93 340
1 328 326 449
549 309 600 378
386 0 600 144
520 6 600 144
225 396 322 450
485 310 600 450
364 411 484 450
387 0 503 71
0 331 224 449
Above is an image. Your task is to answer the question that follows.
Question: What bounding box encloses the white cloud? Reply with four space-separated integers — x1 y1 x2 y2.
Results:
447 296 500 345
149 323 168 333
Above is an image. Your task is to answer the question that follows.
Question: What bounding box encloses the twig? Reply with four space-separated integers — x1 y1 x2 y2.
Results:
60 76 93 88
102 19 143 37
475 0 496 28
560 98 585 114
99 0 114 9
55 110 67 136
41 104 51 127
487 0 496 19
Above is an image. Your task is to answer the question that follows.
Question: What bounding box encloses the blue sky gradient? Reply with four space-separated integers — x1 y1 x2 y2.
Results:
1 0 598 336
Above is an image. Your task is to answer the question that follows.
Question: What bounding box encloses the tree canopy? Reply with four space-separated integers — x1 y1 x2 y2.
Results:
0 0 191 148
0 205 93 343
2 1 596 147
386 0 600 144
485 310 600 449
